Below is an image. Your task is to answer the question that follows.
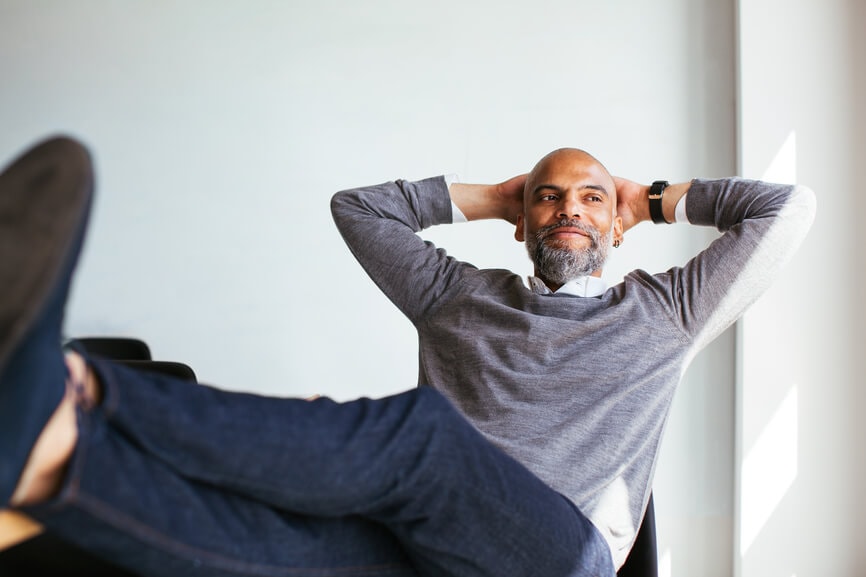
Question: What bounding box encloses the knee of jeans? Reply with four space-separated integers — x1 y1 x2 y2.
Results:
393 388 475 497
414 385 446 407
412 386 462 429
409 386 483 457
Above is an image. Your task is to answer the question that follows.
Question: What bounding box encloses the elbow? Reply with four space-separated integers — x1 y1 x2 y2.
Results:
788 184 817 233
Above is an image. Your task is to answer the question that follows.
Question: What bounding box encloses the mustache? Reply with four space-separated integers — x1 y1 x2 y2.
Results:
536 219 601 242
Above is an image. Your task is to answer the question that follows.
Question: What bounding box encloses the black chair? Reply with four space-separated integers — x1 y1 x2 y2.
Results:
0 530 140 577
616 493 658 577
116 359 197 382
68 337 196 381
70 336 152 361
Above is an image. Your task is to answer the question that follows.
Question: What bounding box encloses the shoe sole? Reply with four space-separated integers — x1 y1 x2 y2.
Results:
0 136 94 373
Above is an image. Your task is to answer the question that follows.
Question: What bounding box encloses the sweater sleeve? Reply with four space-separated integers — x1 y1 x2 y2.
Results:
659 178 816 350
331 176 474 324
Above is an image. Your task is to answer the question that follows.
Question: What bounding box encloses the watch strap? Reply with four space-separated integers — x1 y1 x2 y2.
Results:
649 180 670 224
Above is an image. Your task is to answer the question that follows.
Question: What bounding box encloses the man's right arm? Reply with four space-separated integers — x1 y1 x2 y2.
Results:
331 177 471 323
448 174 527 224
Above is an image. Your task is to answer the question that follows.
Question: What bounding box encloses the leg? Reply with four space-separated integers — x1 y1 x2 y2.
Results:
0 137 418 576
13 353 615 577
14 367 418 577
0 136 92 506
68 356 615 577
8 386 419 577
26 393 419 577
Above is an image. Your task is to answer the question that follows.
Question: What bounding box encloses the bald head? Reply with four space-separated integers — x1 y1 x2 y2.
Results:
524 148 616 208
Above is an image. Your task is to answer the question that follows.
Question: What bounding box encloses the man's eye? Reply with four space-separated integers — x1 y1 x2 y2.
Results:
588 195 603 202
541 194 558 201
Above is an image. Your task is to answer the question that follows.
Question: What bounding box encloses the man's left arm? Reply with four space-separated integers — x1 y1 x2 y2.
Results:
617 177 816 347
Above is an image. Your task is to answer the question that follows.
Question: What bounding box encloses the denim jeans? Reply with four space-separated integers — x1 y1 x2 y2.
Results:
23 358 615 577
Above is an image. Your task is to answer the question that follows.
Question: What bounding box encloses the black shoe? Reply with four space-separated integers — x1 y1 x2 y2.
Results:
0 135 94 506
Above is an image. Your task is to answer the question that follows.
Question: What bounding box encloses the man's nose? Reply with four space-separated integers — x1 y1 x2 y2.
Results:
557 196 580 219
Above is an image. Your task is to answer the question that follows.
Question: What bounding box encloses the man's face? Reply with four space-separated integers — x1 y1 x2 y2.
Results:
515 149 623 286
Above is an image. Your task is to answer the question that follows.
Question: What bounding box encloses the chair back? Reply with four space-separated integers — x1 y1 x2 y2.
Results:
616 493 658 577
69 337 151 361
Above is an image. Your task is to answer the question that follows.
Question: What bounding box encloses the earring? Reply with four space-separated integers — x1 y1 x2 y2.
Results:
613 239 621 248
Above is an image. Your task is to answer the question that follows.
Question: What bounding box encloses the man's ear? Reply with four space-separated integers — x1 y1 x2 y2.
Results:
515 214 525 242
613 214 624 245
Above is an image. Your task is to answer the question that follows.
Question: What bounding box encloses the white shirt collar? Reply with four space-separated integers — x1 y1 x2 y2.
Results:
528 275 608 297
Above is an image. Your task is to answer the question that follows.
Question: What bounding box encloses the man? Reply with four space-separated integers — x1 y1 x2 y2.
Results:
331 147 816 569
0 137 618 577
0 136 813 577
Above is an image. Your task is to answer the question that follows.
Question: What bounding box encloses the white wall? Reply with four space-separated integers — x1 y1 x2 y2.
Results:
1 1 739 574
736 0 866 575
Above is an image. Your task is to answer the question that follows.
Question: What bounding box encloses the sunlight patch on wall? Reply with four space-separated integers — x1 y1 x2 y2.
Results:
761 130 797 184
659 546 672 577
739 385 798 555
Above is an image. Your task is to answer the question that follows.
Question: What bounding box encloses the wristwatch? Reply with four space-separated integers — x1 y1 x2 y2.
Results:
648 180 670 224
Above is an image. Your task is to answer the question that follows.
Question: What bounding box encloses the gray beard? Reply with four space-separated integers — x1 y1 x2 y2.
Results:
525 219 611 285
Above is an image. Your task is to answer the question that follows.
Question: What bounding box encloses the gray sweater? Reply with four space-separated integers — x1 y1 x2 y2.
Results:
331 176 815 567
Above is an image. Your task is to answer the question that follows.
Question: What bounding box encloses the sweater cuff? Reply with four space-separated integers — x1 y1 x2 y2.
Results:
683 179 718 227
444 173 468 223
418 175 458 226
